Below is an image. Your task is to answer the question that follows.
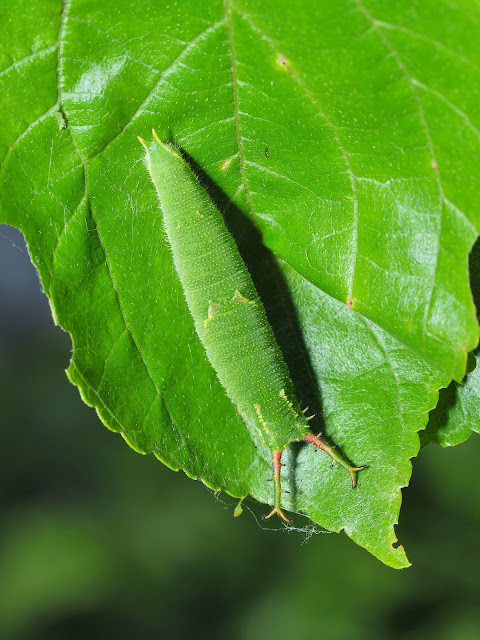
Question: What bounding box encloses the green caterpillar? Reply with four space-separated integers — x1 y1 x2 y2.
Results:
139 131 366 522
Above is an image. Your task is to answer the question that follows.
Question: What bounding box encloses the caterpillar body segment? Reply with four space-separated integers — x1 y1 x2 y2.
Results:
140 132 366 521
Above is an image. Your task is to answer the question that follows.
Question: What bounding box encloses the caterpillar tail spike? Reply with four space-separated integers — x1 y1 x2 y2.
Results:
264 450 291 524
304 432 367 489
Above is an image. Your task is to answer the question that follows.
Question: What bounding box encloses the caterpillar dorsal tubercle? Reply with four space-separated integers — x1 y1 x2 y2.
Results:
139 131 366 522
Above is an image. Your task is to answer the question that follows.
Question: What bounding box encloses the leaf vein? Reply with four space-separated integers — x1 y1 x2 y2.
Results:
0 44 58 78
89 19 227 160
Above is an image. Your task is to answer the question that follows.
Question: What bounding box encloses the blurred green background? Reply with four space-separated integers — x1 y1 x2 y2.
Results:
1 224 479 640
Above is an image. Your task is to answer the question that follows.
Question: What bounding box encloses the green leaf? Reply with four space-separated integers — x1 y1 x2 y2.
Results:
423 239 480 447
1 0 478 568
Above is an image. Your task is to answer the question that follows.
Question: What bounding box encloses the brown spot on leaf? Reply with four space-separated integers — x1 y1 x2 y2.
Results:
347 298 353 309
276 54 292 72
